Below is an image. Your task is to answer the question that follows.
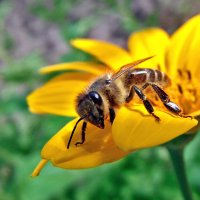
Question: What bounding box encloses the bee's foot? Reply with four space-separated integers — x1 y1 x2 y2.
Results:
179 113 193 119
151 113 160 122
75 141 84 147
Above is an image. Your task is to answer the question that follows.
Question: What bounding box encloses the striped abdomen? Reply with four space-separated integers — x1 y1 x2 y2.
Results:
126 68 171 87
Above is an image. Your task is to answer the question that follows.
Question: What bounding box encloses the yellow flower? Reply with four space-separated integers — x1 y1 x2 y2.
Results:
28 15 200 177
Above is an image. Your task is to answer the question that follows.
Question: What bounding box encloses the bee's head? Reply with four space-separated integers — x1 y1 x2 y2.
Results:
76 91 105 129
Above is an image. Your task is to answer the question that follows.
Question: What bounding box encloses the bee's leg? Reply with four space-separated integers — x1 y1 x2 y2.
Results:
149 84 181 113
126 86 135 103
109 108 116 124
141 83 150 90
133 86 160 121
150 84 192 118
142 83 181 113
141 83 191 118
75 121 87 146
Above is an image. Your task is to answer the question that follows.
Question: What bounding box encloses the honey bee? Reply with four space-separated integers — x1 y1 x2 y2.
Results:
67 56 186 149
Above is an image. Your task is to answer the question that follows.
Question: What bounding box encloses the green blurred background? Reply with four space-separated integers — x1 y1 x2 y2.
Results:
0 0 200 199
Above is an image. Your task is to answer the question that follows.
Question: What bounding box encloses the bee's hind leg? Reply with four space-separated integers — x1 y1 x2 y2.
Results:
75 121 87 146
151 84 193 118
133 85 160 121
149 84 182 115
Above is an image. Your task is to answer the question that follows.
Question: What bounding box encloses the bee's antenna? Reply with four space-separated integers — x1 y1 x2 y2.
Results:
67 115 86 149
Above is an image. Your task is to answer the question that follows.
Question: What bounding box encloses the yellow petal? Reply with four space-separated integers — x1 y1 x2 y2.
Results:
112 106 198 151
190 110 200 118
128 28 169 72
39 61 107 75
167 15 200 78
27 73 95 117
71 39 133 71
47 72 95 83
187 110 200 134
32 159 48 177
36 118 128 173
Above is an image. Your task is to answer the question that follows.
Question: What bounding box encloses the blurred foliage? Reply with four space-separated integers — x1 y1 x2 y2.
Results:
0 0 200 200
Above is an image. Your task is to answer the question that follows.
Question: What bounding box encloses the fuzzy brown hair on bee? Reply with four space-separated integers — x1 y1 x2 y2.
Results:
67 56 188 149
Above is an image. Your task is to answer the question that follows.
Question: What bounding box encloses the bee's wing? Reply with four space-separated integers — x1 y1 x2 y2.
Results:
110 56 154 82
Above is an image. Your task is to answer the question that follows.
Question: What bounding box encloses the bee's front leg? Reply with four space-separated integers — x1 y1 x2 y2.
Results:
75 121 87 146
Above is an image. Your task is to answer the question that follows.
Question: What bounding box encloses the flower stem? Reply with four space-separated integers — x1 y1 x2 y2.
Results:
167 147 193 200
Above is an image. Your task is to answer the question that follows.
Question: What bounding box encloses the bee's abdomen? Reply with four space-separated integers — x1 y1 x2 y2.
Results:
127 68 170 87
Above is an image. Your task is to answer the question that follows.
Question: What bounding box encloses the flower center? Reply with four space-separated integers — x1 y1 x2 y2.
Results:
167 69 200 115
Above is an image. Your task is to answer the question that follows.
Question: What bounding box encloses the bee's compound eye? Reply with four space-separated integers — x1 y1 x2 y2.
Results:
89 91 103 106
